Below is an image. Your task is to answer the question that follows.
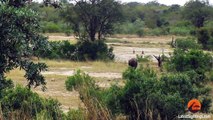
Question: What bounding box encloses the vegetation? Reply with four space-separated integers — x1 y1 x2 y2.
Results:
0 86 63 119
1 0 213 119
37 40 114 61
0 1 48 90
65 64 212 119
172 37 201 50
61 0 123 41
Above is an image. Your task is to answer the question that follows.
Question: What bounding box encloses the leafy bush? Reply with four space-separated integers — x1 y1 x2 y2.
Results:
196 27 213 50
65 71 112 119
74 40 114 61
0 86 62 120
136 28 144 37
65 109 85 120
36 40 76 59
174 37 201 50
114 19 145 35
197 28 210 49
169 26 192 36
37 40 114 61
0 77 13 99
41 22 61 33
105 66 211 119
146 28 169 36
167 49 213 72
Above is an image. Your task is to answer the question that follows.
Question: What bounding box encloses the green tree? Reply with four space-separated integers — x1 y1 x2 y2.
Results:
61 0 123 41
0 1 48 90
183 0 211 28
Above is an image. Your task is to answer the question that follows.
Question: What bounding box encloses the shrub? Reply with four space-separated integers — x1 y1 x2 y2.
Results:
196 27 213 50
106 66 212 120
41 22 61 33
65 109 85 120
136 28 144 37
0 86 62 120
37 40 114 61
74 40 114 61
174 37 201 50
65 71 112 119
169 26 192 36
36 41 76 59
167 49 213 73
0 77 13 99
114 19 145 35
197 28 210 49
146 28 169 36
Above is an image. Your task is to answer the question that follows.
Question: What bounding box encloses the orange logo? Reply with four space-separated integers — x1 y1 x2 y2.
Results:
187 99 201 113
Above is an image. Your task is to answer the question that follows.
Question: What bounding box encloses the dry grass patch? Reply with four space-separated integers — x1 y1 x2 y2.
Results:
38 59 128 73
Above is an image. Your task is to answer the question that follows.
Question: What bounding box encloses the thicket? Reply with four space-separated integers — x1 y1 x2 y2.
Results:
65 64 212 120
197 27 213 50
171 37 201 50
0 86 63 120
37 40 114 61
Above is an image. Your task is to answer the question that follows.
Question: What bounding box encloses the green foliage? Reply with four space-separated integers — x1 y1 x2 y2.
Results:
183 0 211 28
101 85 123 114
1 0 29 8
37 40 114 61
197 27 213 50
174 37 201 50
41 21 61 33
114 19 145 35
105 66 211 119
168 49 213 72
65 70 95 91
0 77 13 99
0 2 48 89
62 0 123 41
75 40 114 61
169 26 192 36
40 21 73 34
37 40 76 59
65 109 85 120
146 27 170 36
207 70 213 82
65 71 112 119
136 54 151 62
136 28 144 37
0 86 62 119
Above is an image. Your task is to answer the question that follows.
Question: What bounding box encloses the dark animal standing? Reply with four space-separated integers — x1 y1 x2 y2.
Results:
153 55 162 67
128 58 138 69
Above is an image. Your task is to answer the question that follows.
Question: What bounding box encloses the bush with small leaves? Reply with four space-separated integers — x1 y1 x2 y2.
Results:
0 86 62 119
106 66 212 120
167 49 213 73
174 37 201 50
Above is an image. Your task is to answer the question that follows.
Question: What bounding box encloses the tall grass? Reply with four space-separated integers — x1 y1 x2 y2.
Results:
65 71 113 120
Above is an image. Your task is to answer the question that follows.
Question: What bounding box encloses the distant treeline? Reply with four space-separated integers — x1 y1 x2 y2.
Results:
30 0 213 36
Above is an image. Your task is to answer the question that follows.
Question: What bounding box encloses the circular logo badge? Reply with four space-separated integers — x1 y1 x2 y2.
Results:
187 99 201 113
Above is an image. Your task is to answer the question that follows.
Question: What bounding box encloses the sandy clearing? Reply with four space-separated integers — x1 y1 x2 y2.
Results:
112 46 172 62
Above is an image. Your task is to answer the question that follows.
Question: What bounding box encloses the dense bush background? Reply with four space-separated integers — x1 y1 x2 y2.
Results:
37 40 114 61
